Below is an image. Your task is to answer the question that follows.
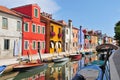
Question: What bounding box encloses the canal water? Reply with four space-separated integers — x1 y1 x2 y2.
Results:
0 60 81 80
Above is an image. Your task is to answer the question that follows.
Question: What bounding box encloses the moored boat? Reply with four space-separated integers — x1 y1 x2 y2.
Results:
73 65 102 80
52 57 69 63
13 62 44 71
0 65 6 75
69 54 82 61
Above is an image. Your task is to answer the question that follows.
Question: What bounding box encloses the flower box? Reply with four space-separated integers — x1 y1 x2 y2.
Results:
58 33 63 38
50 32 55 37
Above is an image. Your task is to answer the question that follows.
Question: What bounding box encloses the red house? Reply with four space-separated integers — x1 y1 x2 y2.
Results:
12 4 45 55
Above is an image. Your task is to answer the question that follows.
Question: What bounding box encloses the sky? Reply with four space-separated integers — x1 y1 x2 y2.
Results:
1 0 120 37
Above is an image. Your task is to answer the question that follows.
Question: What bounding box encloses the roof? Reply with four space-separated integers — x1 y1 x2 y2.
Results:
11 4 40 9
41 15 64 26
57 20 67 26
0 5 21 17
73 27 79 30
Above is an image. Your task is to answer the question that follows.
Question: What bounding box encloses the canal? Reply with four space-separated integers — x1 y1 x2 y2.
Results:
0 60 81 80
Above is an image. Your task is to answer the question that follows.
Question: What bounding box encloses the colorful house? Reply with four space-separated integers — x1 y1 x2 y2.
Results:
72 27 79 53
58 20 71 52
41 12 63 54
0 6 22 58
78 26 84 51
12 4 45 55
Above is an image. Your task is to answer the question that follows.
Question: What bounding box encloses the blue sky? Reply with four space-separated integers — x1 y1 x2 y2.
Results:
1 0 120 37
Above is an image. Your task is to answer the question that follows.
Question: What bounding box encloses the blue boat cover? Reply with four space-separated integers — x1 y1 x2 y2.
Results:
0 65 6 75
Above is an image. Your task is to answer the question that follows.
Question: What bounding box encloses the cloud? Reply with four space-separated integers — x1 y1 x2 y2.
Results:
0 0 60 14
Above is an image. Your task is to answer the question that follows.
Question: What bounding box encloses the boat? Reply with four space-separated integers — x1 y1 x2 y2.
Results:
69 54 82 61
52 56 69 63
73 65 102 80
13 64 47 80
13 61 44 71
0 65 6 75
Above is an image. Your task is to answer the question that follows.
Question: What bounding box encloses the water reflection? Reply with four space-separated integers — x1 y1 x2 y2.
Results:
0 60 81 80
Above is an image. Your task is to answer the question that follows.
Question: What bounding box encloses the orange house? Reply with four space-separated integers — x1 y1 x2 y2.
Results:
72 27 79 53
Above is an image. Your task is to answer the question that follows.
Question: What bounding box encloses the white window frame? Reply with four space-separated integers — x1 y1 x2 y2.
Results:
41 41 45 49
24 40 29 50
24 22 29 32
32 40 36 50
42 26 45 34
34 8 38 18
2 17 8 29
17 21 21 31
37 25 41 34
32 24 36 33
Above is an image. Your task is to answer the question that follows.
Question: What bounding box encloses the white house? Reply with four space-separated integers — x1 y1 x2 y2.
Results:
59 20 73 53
0 6 22 58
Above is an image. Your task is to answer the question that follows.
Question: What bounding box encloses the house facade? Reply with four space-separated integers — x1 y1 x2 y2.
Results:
72 27 79 53
58 20 71 52
12 4 45 55
0 6 22 58
41 13 63 54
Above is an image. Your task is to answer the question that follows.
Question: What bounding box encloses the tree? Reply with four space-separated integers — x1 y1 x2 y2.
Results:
114 21 120 46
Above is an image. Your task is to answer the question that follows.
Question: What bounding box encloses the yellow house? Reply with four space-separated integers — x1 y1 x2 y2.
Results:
41 12 63 54
50 21 63 53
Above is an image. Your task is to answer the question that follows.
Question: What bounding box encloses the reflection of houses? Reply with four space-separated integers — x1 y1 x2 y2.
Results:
70 61 79 80
12 4 45 55
0 6 22 58
45 61 70 80
41 13 63 53
72 27 79 53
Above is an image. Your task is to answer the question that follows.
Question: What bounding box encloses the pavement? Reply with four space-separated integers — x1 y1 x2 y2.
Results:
0 52 69 66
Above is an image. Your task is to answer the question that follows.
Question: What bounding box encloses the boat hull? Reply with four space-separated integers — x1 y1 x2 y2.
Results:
13 62 44 71
69 54 82 61
53 58 69 63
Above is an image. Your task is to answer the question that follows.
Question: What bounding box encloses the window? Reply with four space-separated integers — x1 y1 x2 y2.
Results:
34 8 38 18
24 22 29 32
17 21 21 31
38 26 40 33
73 43 75 47
32 41 36 49
51 26 54 32
4 39 10 50
42 42 45 49
59 28 61 34
24 40 29 50
32 24 36 33
66 29 68 34
2 17 8 29
42 27 45 34
76 34 78 38
73 33 74 37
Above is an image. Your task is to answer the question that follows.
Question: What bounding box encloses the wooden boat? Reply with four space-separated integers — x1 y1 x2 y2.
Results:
52 57 69 63
0 65 6 75
13 62 44 71
13 64 47 80
69 54 82 61
73 65 102 80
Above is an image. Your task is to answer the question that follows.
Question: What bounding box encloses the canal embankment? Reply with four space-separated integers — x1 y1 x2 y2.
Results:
0 52 70 65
